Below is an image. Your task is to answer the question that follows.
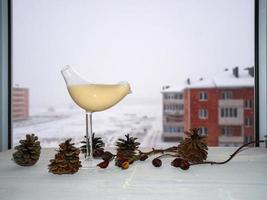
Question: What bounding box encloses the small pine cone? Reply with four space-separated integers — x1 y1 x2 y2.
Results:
13 134 41 166
115 134 140 166
80 133 105 158
48 139 82 175
178 128 208 163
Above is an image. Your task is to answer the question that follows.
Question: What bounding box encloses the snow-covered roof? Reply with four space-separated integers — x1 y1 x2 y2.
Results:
162 67 254 92
161 81 188 93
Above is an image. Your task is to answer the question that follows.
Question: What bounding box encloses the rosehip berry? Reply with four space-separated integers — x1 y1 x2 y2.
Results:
94 149 104 157
152 158 162 167
97 160 109 168
121 161 130 169
115 158 128 167
139 154 148 161
180 160 190 170
171 158 183 168
102 151 113 161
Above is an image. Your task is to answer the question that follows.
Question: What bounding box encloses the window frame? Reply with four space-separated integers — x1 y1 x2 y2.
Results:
199 127 208 135
0 0 265 150
244 99 253 109
0 0 12 151
244 117 253 127
199 91 208 101
221 126 233 136
220 107 238 118
221 91 233 100
198 109 208 119
257 0 267 144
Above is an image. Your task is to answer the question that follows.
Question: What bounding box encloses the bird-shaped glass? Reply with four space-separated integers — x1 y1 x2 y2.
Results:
61 65 131 168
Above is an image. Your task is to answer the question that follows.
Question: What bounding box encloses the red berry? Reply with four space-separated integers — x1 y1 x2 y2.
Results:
97 160 109 168
102 151 113 161
139 154 148 161
171 158 183 168
152 158 162 167
180 160 190 170
93 149 104 157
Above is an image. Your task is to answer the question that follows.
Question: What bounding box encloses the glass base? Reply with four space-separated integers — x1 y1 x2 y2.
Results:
81 157 99 169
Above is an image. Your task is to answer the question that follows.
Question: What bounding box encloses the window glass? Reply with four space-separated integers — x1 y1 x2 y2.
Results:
245 117 253 127
221 91 233 99
199 92 208 101
244 99 253 109
199 127 208 135
220 108 238 118
199 109 208 119
13 0 255 147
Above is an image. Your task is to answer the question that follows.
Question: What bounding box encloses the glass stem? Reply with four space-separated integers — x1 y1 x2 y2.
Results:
85 112 93 160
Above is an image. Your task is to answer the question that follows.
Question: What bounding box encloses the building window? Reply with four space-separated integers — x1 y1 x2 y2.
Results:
178 93 183 99
164 104 183 111
177 127 184 132
198 109 208 119
244 99 253 109
166 115 183 122
199 127 208 135
220 108 238 118
199 92 208 101
244 117 253 127
221 91 233 99
164 94 170 99
221 127 233 136
178 104 183 110
164 126 183 133
164 93 183 100
244 135 254 143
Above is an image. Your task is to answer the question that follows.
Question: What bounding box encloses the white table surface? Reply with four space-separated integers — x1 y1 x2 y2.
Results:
0 147 267 200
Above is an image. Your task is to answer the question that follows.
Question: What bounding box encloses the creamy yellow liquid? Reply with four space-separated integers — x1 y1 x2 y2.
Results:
68 83 131 112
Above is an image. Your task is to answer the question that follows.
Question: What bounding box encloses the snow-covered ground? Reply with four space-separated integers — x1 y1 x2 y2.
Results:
13 103 175 148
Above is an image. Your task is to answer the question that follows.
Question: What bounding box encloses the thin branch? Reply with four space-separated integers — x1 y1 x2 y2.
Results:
155 153 179 159
139 146 178 156
191 140 264 166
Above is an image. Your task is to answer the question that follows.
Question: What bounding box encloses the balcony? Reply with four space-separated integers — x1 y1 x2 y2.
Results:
162 98 183 104
218 100 244 125
163 110 184 116
219 136 243 143
219 99 243 107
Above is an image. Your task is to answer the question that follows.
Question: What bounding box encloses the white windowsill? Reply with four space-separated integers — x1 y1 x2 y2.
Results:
0 147 267 200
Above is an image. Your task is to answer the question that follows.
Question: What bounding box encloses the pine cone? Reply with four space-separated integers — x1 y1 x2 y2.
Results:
13 134 41 166
80 133 105 157
49 139 82 175
115 134 140 166
178 128 208 163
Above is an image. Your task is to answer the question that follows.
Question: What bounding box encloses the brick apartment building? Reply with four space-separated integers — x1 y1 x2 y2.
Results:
162 67 254 146
12 87 29 121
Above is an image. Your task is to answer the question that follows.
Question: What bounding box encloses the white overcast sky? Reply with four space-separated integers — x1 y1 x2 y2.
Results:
12 0 254 110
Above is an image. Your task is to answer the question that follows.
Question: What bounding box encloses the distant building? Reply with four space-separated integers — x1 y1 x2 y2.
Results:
162 67 255 146
12 87 29 121
161 85 185 142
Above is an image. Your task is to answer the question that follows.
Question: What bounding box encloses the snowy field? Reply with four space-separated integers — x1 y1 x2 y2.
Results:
13 103 176 148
